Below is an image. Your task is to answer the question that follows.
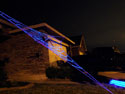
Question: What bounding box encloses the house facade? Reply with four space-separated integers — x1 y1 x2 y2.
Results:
0 19 75 82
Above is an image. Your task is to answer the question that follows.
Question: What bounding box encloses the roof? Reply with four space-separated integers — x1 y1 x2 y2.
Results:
0 18 16 28
9 23 75 44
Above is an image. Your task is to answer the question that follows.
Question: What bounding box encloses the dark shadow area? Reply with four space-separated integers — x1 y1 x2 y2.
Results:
46 60 72 79
0 58 10 88
46 47 125 84
0 29 11 43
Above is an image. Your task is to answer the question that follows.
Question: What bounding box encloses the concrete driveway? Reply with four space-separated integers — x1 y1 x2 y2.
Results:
98 71 125 80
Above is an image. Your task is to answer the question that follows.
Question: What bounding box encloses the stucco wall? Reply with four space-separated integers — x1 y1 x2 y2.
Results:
48 36 67 67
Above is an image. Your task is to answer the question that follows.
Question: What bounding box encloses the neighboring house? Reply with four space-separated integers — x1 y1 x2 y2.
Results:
69 34 87 57
0 19 75 82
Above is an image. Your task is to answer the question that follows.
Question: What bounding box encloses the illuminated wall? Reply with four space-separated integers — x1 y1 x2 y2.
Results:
48 36 67 67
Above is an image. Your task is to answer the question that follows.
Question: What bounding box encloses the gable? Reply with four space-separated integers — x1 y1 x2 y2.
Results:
80 34 87 51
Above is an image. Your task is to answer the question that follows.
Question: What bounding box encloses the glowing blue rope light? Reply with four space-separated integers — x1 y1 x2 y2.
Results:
0 11 113 94
109 79 125 88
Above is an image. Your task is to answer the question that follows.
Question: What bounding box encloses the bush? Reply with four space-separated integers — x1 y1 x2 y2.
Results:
46 67 68 79
46 60 95 82
46 60 73 79
46 67 59 79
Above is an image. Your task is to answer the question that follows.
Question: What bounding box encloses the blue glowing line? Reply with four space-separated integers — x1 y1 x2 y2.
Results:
109 79 125 88
0 11 113 94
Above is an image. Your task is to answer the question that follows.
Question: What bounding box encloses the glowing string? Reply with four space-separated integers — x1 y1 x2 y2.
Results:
109 79 125 88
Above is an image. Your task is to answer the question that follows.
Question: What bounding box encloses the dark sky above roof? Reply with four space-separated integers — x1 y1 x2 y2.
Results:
70 35 82 45
1 0 125 52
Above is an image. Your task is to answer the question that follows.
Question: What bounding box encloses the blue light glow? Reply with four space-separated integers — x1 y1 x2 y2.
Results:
109 79 125 88
0 11 113 94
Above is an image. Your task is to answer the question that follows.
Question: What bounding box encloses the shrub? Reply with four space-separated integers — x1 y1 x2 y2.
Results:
46 67 59 79
46 60 73 79
46 60 94 82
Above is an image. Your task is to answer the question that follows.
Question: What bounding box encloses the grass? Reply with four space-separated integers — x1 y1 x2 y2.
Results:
0 83 125 94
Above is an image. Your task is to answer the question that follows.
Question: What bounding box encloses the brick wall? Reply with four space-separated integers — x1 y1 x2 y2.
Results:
0 33 49 81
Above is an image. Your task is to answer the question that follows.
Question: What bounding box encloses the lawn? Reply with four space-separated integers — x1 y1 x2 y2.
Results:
0 83 125 94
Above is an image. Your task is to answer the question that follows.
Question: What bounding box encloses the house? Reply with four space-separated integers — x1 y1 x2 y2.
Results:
0 19 75 82
69 34 87 57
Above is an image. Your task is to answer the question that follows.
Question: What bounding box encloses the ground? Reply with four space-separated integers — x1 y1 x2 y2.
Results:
0 80 125 94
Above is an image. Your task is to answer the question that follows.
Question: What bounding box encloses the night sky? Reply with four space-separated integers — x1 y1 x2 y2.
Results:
1 0 125 52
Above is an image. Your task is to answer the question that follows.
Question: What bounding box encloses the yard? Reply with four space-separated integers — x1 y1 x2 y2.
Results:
0 82 125 94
